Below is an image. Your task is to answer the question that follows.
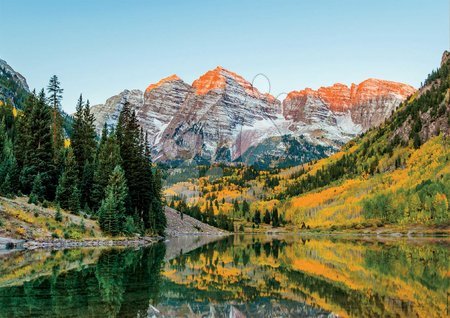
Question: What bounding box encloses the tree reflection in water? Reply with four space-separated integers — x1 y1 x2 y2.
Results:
0 235 447 318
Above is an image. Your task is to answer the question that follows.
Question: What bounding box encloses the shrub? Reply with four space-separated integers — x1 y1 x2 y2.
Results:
80 219 86 233
55 206 63 222
28 194 38 205
15 227 26 236
63 229 82 240
123 216 137 236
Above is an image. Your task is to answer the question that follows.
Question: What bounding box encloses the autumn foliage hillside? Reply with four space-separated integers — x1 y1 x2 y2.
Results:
165 52 450 231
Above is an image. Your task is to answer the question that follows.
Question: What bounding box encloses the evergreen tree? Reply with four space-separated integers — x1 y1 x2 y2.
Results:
80 160 94 208
71 95 97 178
116 103 165 233
68 185 81 214
29 173 45 204
263 210 271 224
91 126 121 211
71 95 97 208
55 147 80 211
149 168 166 236
0 135 19 196
271 208 280 227
98 166 128 236
233 200 240 215
140 131 155 229
46 75 64 160
71 94 84 173
242 200 250 216
117 103 142 215
14 92 35 173
81 99 97 158
55 204 63 222
253 210 261 225
20 90 55 199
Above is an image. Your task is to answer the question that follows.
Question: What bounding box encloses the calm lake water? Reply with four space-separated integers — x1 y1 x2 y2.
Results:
0 234 448 318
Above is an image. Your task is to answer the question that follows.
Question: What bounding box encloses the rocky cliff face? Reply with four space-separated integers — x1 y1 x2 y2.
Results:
140 75 192 144
157 67 280 162
91 89 144 134
0 59 30 92
0 58 30 109
91 68 415 167
282 79 416 147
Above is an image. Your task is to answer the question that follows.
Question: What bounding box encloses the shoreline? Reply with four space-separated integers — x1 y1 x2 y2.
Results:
0 236 163 250
238 223 450 237
2 225 448 251
0 231 231 251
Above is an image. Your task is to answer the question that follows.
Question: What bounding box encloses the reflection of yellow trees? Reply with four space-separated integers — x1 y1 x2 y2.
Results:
0 248 104 288
163 236 449 318
0 246 166 318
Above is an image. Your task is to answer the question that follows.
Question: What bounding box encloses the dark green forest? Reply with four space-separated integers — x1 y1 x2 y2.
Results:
0 75 166 236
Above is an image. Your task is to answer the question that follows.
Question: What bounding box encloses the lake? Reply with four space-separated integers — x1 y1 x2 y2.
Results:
0 234 448 317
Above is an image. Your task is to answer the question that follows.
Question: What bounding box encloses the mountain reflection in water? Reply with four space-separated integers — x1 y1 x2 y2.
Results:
0 234 447 318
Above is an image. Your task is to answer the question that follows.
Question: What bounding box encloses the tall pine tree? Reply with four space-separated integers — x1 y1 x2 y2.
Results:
55 147 80 212
91 125 121 212
20 90 55 200
71 95 97 208
115 102 166 234
0 134 19 196
14 92 34 175
46 75 64 160
150 168 166 236
98 165 128 236
116 103 144 217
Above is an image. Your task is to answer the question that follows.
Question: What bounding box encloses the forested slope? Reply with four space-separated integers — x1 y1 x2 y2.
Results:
166 52 450 232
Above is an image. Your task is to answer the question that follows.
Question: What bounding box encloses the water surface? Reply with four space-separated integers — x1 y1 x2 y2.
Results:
0 234 448 317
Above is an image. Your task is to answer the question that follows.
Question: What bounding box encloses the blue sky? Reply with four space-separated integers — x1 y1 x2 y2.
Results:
1 0 448 113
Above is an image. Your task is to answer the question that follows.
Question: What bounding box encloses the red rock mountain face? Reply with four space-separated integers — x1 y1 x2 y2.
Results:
91 68 416 164
283 79 416 130
157 66 280 162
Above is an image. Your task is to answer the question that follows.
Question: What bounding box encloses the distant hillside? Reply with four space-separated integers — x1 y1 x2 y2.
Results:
0 58 74 137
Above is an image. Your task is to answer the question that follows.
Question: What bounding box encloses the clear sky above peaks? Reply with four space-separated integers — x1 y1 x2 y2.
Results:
1 0 448 113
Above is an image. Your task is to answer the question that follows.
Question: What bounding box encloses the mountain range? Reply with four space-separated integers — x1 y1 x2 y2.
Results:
0 58 416 168
91 67 415 167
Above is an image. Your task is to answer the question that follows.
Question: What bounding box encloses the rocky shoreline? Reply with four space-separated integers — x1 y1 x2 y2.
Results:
0 236 163 250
